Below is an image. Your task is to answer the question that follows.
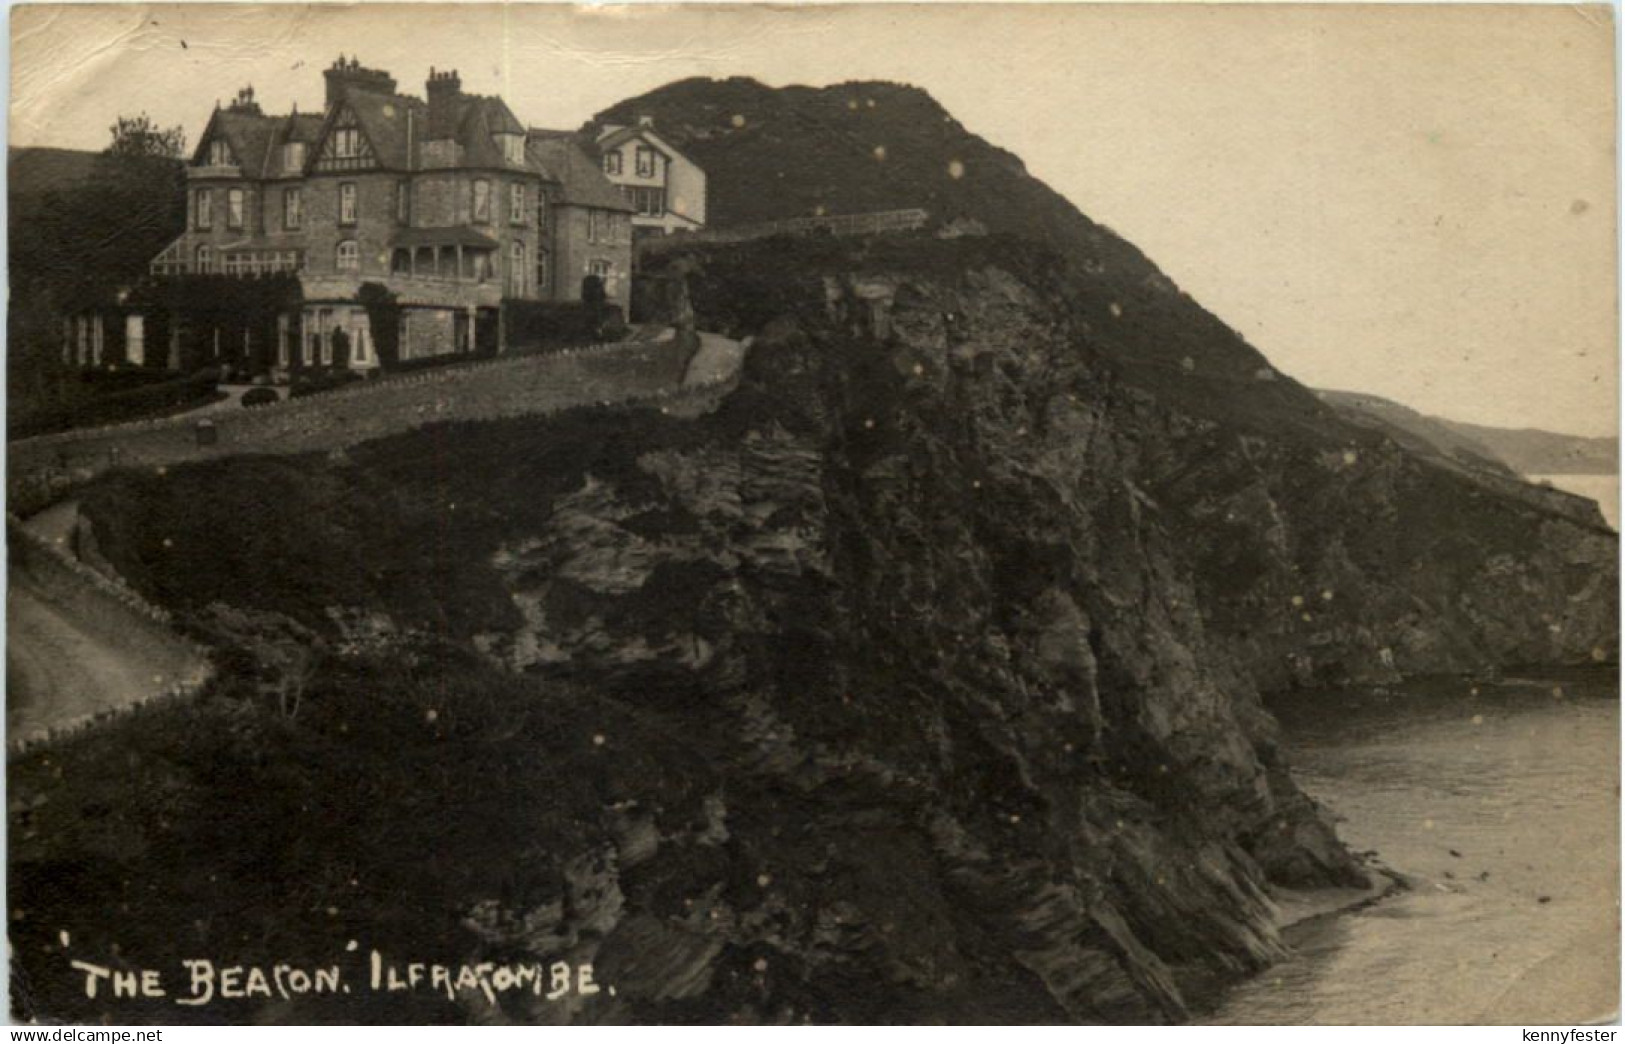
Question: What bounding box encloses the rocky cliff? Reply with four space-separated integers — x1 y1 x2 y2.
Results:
15 79 1616 1026
36 232 1610 1025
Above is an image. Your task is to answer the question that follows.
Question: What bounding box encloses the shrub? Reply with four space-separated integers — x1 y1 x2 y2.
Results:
503 300 624 353
288 371 364 399
240 387 279 407
8 369 222 438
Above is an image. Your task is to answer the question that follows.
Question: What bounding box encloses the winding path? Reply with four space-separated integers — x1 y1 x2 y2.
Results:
8 510 208 747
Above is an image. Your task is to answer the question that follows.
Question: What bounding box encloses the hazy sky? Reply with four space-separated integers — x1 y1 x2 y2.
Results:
10 3 1618 435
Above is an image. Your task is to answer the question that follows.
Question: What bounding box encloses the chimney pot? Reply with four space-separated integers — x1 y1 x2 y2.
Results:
324 58 397 110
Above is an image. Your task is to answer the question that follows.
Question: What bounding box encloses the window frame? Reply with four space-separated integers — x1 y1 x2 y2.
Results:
471 178 491 224
283 141 306 172
208 139 232 167
396 180 411 225
604 151 623 176
635 146 656 178
509 183 525 226
509 241 527 296
195 245 213 273
630 186 664 216
335 239 360 272
339 182 358 226
226 188 245 231
283 187 302 230
194 188 213 231
334 127 361 160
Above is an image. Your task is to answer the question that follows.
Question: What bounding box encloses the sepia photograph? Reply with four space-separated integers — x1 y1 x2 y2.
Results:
5 1 1619 1027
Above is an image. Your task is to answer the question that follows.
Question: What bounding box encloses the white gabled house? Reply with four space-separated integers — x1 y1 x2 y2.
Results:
594 118 707 239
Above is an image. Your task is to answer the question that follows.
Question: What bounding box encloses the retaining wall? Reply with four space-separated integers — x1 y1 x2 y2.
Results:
10 336 732 514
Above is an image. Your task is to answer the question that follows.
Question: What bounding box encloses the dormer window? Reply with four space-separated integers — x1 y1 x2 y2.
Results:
283 141 306 172
498 133 525 165
635 146 656 178
208 139 232 167
604 151 623 176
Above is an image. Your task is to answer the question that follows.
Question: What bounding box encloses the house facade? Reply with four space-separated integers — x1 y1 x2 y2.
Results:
136 57 633 374
594 119 707 239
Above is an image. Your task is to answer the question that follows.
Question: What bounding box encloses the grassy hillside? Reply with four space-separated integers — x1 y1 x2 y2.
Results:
594 79 1340 420
1322 387 1618 476
1317 389 1516 477
8 146 99 199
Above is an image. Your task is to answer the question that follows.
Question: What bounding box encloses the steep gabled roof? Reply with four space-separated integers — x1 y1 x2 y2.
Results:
423 94 528 169
595 124 683 163
527 129 635 212
323 91 428 170
193 109 282 171
454 97 509 168
263 113 326 176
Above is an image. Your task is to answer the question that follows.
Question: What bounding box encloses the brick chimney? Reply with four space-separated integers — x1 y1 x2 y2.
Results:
323 54 397 110
426 67 463 140
228 85 262 115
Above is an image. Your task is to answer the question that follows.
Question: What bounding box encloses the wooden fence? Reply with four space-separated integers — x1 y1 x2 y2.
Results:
640 208 931 255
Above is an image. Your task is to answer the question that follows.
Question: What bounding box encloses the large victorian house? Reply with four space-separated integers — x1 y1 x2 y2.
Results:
132 57 634 373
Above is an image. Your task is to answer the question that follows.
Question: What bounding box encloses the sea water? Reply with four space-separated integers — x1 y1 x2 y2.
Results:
1207 671 1619 1024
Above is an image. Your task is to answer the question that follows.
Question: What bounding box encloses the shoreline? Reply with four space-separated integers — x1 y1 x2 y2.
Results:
1271 860 1411 935
1184 859 1410 1022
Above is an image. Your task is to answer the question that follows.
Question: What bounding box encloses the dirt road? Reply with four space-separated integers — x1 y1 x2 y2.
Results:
7 535 207 746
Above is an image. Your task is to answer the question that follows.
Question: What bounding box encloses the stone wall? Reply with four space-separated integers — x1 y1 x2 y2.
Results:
10 336 732 514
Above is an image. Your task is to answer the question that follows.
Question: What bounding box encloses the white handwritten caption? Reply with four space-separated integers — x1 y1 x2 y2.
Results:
68 947 606 1006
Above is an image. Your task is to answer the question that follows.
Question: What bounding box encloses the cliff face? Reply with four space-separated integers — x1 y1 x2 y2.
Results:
34 79 1615 1024
449 238 1375 1021
58 233 1615 1024
454 234 1612 1020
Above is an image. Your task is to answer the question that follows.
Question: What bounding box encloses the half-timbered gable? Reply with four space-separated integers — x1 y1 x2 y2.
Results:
314 102 380 173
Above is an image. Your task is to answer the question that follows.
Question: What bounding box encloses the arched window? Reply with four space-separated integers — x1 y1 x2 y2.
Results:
509 241 526 296
336 240 360 272
195 245 213 273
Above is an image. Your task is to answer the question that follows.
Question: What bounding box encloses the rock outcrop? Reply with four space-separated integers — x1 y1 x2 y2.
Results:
441 234 1612 1021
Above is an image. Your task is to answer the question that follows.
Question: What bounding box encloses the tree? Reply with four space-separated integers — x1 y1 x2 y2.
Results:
358 283 402 369
581 274 607 338
104 113 187 161
9 114 187 421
